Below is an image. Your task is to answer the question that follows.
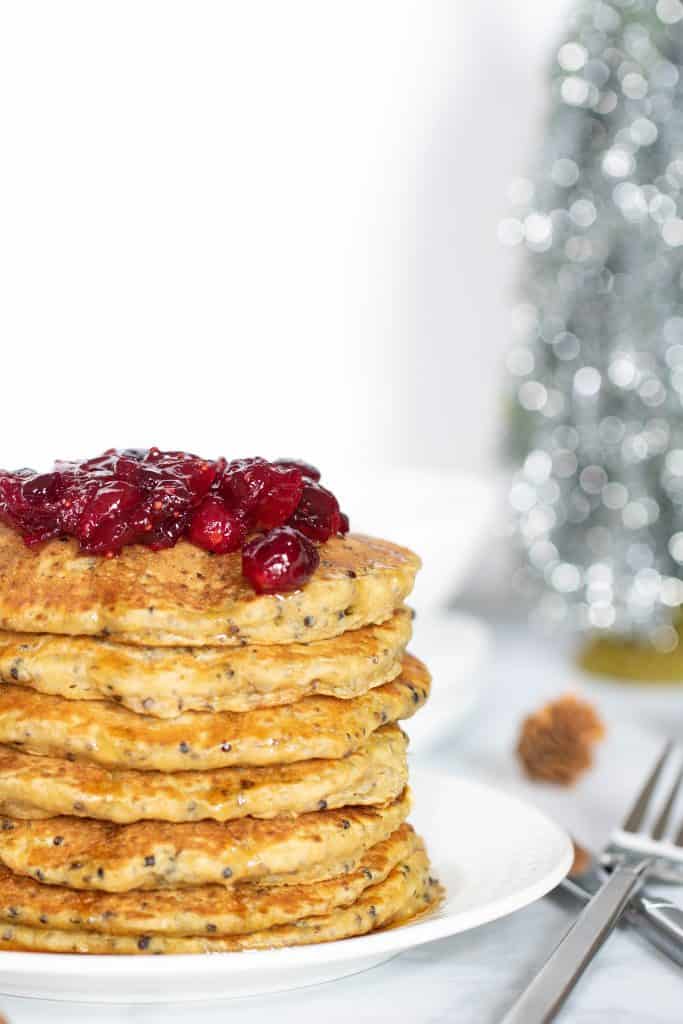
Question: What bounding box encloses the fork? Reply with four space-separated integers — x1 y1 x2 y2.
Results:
604 741 683 880
501 743 683 1024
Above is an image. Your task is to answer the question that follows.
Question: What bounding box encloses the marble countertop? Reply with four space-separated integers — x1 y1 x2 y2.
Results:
3 622 682 1024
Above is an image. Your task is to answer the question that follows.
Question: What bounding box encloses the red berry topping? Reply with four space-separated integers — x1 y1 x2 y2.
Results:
219 458 303 529
0 449 347 593
255 465 303 528
188 498 246 554
78 481 142 543
78 514 135 557
242 526 320 594
273 458 321 482
21 472 65 505
288 481 341 541
114 456 145 485
152 451 217 499
144 511 192 551
76 479 143 552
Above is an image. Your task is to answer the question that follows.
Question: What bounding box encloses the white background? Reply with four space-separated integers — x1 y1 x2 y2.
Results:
0 0 566 474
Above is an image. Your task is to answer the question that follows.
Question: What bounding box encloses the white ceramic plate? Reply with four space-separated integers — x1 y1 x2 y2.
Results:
0 770 571 1004
404 612 491 755
324 466 497 612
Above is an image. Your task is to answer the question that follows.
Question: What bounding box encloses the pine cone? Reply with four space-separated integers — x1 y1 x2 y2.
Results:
517 694 605 786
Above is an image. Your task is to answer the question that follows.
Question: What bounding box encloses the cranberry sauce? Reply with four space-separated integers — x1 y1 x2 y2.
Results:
0 449 349 593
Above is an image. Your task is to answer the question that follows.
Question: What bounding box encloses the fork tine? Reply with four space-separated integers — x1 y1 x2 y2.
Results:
622 741 674 833
652 766 683 839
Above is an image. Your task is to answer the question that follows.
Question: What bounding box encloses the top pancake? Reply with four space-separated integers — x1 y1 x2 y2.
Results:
0 527 419 646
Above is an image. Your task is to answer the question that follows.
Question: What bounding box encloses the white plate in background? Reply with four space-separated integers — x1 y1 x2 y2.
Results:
405 612 491 755
326 467 497 611
0 769 571 1004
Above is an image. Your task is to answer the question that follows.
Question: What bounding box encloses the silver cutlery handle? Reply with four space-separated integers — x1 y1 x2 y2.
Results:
562 875 683 967
630 895 683 965
500 861 649 1024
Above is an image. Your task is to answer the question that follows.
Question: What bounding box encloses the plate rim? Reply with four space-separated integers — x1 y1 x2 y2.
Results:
406 611 492 753
0 768 572 982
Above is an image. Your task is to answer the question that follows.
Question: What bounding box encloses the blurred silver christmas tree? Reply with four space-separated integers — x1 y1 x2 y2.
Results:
506 0 683 647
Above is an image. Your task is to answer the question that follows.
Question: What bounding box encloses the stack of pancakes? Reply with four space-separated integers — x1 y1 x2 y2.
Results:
0 526 441 953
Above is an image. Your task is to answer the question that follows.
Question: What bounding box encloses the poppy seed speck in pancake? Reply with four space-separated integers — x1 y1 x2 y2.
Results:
0 528 419 646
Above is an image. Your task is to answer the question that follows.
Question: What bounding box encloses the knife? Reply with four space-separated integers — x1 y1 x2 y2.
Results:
561 842 683 967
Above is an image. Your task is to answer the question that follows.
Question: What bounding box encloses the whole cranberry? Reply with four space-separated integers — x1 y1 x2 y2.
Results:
288 481 341 541
338 511 350 535
188 497 246 554
242 526 320 594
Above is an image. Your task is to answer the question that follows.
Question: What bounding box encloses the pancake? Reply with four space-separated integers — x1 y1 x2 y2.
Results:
0 725 408 824
0 528 419 646
0 848 440 953
0 788 411 891
0 824 419 936
0 609 412 719
0 654 428 772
